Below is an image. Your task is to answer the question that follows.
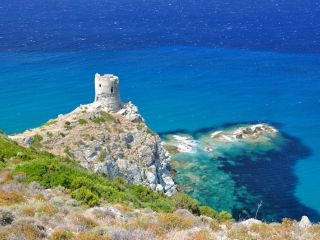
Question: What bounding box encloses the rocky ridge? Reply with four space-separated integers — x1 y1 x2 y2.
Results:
10 101 177 196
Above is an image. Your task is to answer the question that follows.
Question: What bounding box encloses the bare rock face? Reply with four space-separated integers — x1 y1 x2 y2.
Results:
298 216 312 230
10 102 177 196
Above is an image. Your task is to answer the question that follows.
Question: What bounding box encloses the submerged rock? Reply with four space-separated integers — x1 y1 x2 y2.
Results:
210 124 278 142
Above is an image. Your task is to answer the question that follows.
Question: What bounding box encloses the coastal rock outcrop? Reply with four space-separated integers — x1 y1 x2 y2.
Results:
10 73 177 196
10 102 177 196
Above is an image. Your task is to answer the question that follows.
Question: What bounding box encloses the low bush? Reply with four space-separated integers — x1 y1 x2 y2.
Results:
75 214 98 230
157 213 195 232
43 120 58 127
22 202 58 217
199 206 233 222
64 121 72 130
199 206 218 218
171 193 200 215
0 220 45 240
92 111 115 125
78 119 88 125
189 230 211 240
46 131 54 138
0 191 25 206
31 134 43 148
50 229 74 240
100 111 115 122
13 155 174 211
0 161 6 170
216 211 233 222
0 136 39 162
71 188 100 207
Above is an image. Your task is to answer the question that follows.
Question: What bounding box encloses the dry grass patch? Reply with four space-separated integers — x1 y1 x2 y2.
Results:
157 213 195 233
0 222 45 240
22 201 58 217
114 204 133 213
10 158 21 165
50 229 74 240
76 232 111 240
250 222 296 240
189 230 211 240
0 191 25 206
308 224 320 235
123 215 154 231
75 214 98 230
0 170 13 183
228 226 255 240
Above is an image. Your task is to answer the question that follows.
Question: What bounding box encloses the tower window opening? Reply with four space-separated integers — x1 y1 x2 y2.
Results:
99 84 101 87
111 87 114 94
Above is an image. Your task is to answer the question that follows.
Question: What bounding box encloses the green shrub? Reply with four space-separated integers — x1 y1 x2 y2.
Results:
43 120 58 127
0 136 38 162
71 188 100 207
13 155 174 211
46 131 53 138
31 134 43 148
78 119 88 125
0 161 6 170
199 206 233 222
98 150 107 162
171 193 200 215
100 111 115 122
92 111 115 125
92 117 105 124
64 147 74 158
146 199 174 213
199 206 218 218
147 128 156 136
216 211 233 222
136 123 144 131
64 121 72 130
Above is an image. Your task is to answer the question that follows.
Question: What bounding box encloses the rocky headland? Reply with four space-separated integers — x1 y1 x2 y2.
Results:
10 101 177 196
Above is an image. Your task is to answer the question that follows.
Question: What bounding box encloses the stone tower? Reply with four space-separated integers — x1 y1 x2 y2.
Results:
94 73 122 112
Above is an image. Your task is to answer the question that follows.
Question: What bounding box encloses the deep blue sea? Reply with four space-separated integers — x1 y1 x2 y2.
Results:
0 0 319 221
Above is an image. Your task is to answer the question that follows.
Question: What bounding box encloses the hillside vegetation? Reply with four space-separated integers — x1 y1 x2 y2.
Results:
1 133 319 240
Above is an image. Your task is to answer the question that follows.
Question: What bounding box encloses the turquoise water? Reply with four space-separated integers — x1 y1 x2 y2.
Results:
1 46 320 221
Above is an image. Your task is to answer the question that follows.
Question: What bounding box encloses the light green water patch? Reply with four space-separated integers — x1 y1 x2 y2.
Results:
163 124 286 217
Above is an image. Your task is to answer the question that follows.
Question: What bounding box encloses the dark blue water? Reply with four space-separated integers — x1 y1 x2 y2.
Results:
0 0 320 221
1 0 320 54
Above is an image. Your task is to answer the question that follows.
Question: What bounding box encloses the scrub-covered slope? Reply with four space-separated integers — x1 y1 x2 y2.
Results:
10 102 177 196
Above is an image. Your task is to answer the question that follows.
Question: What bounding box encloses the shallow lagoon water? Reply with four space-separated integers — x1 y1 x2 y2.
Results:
0 46 320 221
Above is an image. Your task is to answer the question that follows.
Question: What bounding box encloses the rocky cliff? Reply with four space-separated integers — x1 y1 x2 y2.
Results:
10 101 177 196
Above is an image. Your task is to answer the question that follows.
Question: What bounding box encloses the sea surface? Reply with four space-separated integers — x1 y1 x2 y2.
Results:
1 0 320 221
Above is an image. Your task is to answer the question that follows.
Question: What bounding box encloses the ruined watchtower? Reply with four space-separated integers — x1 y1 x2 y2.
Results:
94 73 122 112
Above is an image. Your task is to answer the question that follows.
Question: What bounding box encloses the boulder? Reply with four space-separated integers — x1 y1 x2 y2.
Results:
0 208 15 226
298 216 312 230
